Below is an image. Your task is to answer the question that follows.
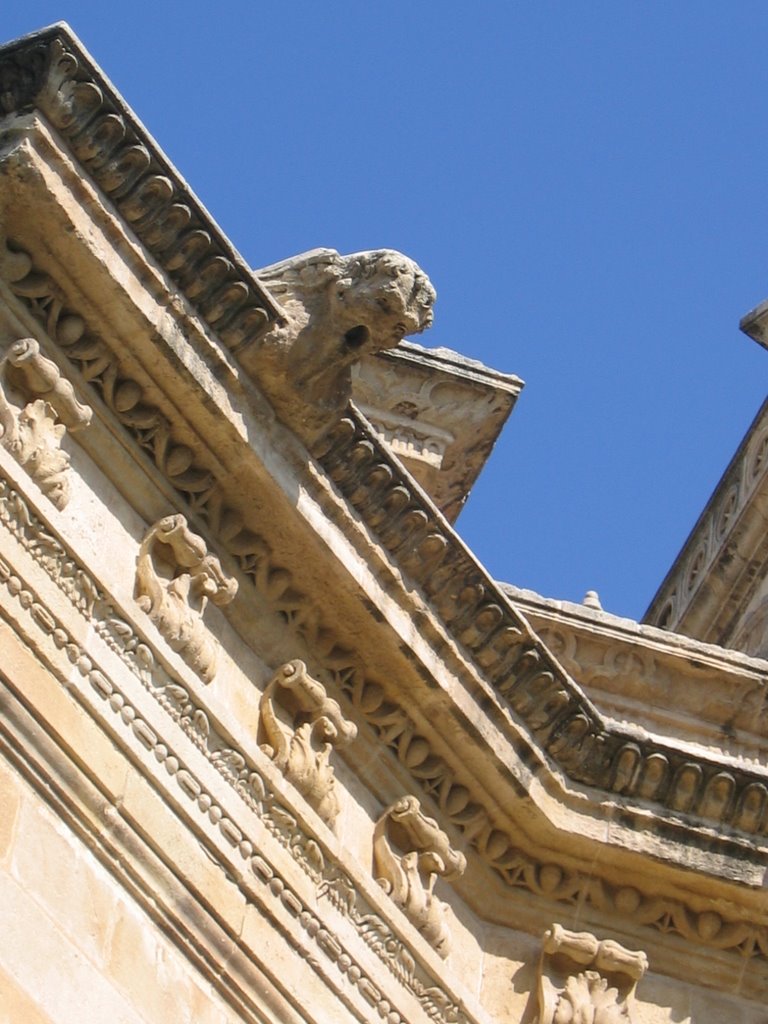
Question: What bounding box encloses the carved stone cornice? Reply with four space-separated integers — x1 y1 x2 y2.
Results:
0 454 766 999
1 228 767 967
504 583 768 765
0 454 765 999
0 35 760 862
0 460 482 1024
0 81 766 999
0 23 281 356
314 413 768 846
3 30 761 862
644 395 768 649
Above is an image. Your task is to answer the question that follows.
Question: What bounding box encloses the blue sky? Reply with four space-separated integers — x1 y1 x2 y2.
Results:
4 4 768 619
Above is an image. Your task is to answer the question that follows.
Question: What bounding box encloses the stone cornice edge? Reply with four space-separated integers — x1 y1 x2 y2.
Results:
0 23 283 356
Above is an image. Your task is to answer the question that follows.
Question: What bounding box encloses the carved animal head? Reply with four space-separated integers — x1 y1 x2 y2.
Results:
250 247 435 442
332 250 435 352
257 247 435 355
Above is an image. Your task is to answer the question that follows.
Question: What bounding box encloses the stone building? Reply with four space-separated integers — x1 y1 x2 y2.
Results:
0 22 765 1024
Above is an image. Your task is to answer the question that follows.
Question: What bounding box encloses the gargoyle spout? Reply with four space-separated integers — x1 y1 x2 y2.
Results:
244 248 435 444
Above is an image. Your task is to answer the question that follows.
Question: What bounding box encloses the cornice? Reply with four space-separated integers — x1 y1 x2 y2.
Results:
0 449 766 998
644 395 768 646
0 31 765 989
503 584 768 762
0 23 282 357
0 27 761 853
313 412 768 851
0 137 765 897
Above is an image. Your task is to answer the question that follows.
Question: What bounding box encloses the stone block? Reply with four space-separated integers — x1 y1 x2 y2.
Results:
10 789 118 966
0 960 54 1024
0 755 23 865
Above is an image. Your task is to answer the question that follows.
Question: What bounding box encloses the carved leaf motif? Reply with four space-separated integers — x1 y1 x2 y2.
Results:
553 973 626 1024
373 795 465 958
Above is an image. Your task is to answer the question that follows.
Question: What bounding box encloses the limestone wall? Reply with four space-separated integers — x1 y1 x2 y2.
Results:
0 23 765 1023
0 753 239 1024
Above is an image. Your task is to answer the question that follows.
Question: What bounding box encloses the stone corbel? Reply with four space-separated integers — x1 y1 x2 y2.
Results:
245 248 436 444
258 659 357 826
136 514 237 683
373 795 466 958
535 924 648 1024
0 337 92 508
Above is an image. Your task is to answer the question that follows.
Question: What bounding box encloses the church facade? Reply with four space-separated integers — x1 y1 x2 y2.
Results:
0 24 765 1023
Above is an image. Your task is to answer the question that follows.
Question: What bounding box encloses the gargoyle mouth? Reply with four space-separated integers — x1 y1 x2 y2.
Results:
343 325 370 349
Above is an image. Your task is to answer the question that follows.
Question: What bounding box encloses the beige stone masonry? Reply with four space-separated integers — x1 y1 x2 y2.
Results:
0 105 762 1003
0 22 765 1024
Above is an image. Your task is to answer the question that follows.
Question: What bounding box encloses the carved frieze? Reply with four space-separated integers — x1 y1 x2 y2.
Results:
258 659 357 825
0 336 91 507
0 469 474 1024
535 925 647 1024
136 514 237 682
4 200 767 854
2 468 768 979
373 795 466 958
5 238 768 951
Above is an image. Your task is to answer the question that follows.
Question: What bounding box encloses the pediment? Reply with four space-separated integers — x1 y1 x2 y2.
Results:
0 23 766 1016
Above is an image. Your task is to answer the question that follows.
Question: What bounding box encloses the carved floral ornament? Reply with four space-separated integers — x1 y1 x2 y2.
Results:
373 795 466 958
135 514 237 683
1 446 767 999
4 239 768 971
258 659 357 826
534 925 648 1024
0 336 91 508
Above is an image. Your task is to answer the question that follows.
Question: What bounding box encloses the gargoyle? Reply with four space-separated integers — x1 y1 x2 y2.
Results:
136 514 237 682
245 248 436 444
535 924 648 1024
258 659 356 826
0 337 92 508
373 794 465 958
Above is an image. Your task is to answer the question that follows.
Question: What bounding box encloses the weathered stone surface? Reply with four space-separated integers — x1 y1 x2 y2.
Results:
352 341 523 522
0 20 765 1024
244 248 436 444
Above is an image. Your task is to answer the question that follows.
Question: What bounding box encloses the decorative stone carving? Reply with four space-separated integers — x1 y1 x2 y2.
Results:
136 514 237 682
0 30 279 352
258 659 357 825
535 924 647 1024
0 337 91 508
9 240 768 845
245 248 436 442
373 795 466 958
4 474 768 980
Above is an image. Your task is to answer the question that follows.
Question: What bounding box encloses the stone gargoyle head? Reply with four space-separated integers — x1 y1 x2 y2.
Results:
243 248 435 444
